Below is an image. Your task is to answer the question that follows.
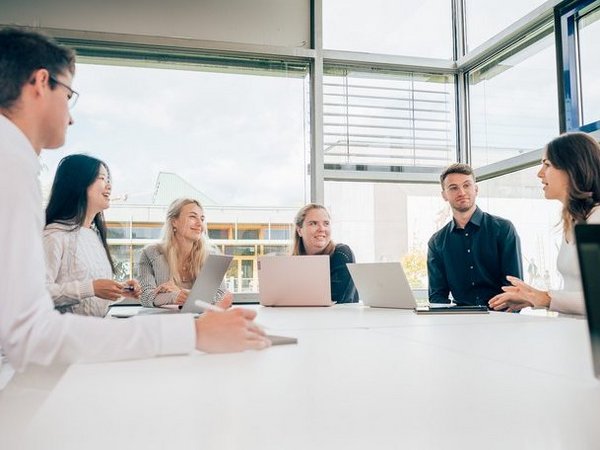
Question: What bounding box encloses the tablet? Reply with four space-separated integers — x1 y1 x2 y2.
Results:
414 305 489 314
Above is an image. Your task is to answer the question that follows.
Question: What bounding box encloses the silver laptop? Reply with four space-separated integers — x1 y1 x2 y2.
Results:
257 255 333 306
347 262 417 309
138 254 233 315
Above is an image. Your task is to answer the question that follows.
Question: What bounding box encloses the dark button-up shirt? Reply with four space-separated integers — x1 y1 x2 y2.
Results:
427 207 523 306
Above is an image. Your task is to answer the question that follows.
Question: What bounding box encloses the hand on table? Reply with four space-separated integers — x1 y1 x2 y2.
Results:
488 276 551 312
195 307 271 353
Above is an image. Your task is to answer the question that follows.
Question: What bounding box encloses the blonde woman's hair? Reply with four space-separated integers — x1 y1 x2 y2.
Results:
161 198 209 287
291 203 335 256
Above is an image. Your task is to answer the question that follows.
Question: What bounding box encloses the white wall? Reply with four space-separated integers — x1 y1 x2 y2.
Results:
0 0 310 48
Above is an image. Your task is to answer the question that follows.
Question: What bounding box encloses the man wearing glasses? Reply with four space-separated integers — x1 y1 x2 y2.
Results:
427 163 523 308
0 27 269 378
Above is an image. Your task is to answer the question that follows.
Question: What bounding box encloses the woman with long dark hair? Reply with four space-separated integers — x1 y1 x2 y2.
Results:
291 203 358 303
489 132 600 314
44 154 140 316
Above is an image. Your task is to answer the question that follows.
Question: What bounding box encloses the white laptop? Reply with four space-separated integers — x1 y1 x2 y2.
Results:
257 255 333 306
136 254 233 315
347 262 417 309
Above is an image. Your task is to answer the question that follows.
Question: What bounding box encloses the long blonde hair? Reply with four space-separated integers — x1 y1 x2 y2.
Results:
291 203 335 256
161 198 209 287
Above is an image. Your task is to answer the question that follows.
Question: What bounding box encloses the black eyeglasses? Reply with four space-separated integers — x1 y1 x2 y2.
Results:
49 75 79 109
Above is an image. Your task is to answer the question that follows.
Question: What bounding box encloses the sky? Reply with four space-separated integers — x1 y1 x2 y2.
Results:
40 62 310 208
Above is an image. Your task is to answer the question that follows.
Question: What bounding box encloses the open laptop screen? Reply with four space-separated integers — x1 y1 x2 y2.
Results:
575 224 600 380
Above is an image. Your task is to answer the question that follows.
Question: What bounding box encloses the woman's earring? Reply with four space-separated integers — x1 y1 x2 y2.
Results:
173 227 177 233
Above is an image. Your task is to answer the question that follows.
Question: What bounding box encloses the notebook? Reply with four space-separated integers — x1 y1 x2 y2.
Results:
347 262 417 309
574 223 600 380
257 255 333 306
137 254 233 315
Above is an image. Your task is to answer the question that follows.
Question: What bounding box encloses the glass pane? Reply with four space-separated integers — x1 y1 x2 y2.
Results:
468 33 558 168
324 181 446 293
465 0 548 51
40 58 308 294
477 166 563 288
323 0 452 58
324 67 456 172
579 6 600 125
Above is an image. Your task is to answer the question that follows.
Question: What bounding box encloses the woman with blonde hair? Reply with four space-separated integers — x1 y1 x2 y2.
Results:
138 198 226 307
292 203 358 303
489 132 600 314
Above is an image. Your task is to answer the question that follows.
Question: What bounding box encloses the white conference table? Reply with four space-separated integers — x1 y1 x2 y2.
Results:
1 304 599 450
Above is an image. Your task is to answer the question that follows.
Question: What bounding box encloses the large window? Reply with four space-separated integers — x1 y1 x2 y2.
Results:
323 67 456 172
39 57 309 291
468 30 558 168
323 0 453 58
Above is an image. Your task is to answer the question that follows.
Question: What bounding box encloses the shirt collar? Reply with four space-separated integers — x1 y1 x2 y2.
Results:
450 206 482 231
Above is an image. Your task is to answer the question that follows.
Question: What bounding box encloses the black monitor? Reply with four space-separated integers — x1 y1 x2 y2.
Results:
575 224 600 380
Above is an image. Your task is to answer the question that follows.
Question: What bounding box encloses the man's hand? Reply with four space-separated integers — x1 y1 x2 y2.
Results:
195 308 271 353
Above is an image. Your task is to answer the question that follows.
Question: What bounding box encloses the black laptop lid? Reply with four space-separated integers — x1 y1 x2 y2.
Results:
575 224 600 380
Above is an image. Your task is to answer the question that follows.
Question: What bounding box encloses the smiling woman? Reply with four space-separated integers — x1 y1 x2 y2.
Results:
137 198 227 308
43 154 140 316
291 203 359 303
489 132 600 314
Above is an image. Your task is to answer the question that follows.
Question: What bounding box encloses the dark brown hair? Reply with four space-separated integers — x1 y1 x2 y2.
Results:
439 163 474 187
0 27 75 110
545 132 600 235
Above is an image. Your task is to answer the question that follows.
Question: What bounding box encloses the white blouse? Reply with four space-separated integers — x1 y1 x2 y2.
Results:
43 223 114 317
549 206 600 315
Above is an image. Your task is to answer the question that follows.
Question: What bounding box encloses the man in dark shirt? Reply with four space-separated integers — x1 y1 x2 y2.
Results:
427 163 523 306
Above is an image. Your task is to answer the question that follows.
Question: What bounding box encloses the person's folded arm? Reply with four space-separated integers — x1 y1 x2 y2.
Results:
137 249 177 307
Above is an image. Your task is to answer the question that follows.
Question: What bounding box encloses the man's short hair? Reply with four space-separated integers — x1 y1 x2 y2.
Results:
440 163 475 187
0 27 75 110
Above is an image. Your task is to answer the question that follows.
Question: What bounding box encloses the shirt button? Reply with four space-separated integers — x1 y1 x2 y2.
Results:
471 282 475 286
465 233 469 237
470 266 474 269
467 249 471 253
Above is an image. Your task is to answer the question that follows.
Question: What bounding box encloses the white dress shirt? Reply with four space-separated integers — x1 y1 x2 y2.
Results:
549 206 600 315
0 114 195 374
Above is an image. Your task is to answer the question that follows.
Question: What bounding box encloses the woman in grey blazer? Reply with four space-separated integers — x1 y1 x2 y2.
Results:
138 198 226 307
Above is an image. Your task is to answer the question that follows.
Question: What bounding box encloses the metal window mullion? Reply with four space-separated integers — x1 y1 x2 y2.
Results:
456 70 469 164
310 0 324 204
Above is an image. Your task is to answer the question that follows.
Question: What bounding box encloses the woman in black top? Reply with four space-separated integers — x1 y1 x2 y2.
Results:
292 204 358 303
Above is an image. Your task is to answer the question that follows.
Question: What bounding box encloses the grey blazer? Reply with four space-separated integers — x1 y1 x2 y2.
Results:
137 243 226 307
